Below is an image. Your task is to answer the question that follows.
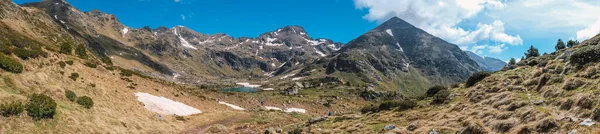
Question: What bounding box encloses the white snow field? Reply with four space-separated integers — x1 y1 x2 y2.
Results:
236 82 261 88
135 92 201 116
218 101 246 110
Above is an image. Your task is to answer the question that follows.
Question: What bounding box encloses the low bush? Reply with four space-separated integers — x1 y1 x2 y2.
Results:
58 61 66 68
0 45 11 55
0 54 23 73
431 90 450 104
75 44 87 59
83 62 97 68
59 42 72 55
378 100 417 111
13 48 46 60
360 104 379 114
120 69 134 77
65 90 76 102
69 73 79 81
101 56 113 65
26 94 57 120
76 96 94 109
426 85 447 97
465 72 491 88
0 101 24 117
569 46 600 66
65 60 74 65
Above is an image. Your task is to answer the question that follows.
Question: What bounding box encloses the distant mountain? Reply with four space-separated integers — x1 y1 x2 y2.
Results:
297 17 481 96
19 0 343 84
466 51 507 72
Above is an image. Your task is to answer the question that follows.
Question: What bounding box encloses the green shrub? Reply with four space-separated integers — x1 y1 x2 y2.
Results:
75 44 87 59
65 60 74 65
101 56 112 65
465 72 491 88
0 101 24 117
26 94 57 120
59 42 72 55
360 104 379 114
120 69 134 77
431 90 450 104
378 100 417 111
83 62 97 68
58 61 66 68
76 96 94 109
13 48 46 60
426 85 447 97
0 54 23 73
0 45 12 55
569 46 600 66
69 73 79 81
65 90 76 102
288 127 302 134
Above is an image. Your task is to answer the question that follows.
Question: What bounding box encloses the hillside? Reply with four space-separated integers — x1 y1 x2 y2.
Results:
302 34 600 133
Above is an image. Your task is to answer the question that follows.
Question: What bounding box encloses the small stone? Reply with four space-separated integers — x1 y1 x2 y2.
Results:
407 123 417 131
429 129 439 134
384 124 395 130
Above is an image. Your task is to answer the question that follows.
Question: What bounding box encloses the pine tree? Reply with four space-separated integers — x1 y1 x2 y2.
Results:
508 58 516 66
567 39 579 48
525 45 540 59
555 39 566 50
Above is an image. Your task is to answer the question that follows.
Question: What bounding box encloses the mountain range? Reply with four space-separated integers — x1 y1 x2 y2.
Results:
466 51 507 72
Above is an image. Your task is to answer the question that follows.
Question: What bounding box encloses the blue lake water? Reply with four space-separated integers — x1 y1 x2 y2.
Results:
220 87 261 93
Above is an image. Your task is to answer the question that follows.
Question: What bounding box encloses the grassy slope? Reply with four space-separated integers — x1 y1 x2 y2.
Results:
306 38 600 133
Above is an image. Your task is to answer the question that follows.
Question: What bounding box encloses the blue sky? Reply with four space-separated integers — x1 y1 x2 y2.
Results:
12 0 600 62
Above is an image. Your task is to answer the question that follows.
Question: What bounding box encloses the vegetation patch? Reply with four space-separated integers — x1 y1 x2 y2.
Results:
69 73 79 81
76 96 94 109
59 42 72 55
426 85 446 97
26 94 57 120
0 54 23 73
75 44 88 59
65 90 76 102
431 90 450 104
569 45 600 66
465 72 491 88
83 62 97 68
0 101 24 117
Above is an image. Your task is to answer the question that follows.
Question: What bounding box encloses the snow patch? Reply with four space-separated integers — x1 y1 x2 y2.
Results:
291 77 304 81
263 88 275 91
385 29 394 36
328 44 340 51
218 102 245 110
280 73 296 79
396 43 404 52
135 92 201 116
314 48 326 57
285 108 306 113
264 106 282 111
173 28 197 50
300 32 306 35
259 45 263 50
265 37 283 46
122 28 129 35
236 82 261 88
271 63 276 67
580 118 595 126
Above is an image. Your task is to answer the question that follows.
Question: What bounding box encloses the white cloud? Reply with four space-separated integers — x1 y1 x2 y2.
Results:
174 0 181 2
181 14 186 21
354 0 522 47
489 0 600 39
577 17 600 40
470 44 506 54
